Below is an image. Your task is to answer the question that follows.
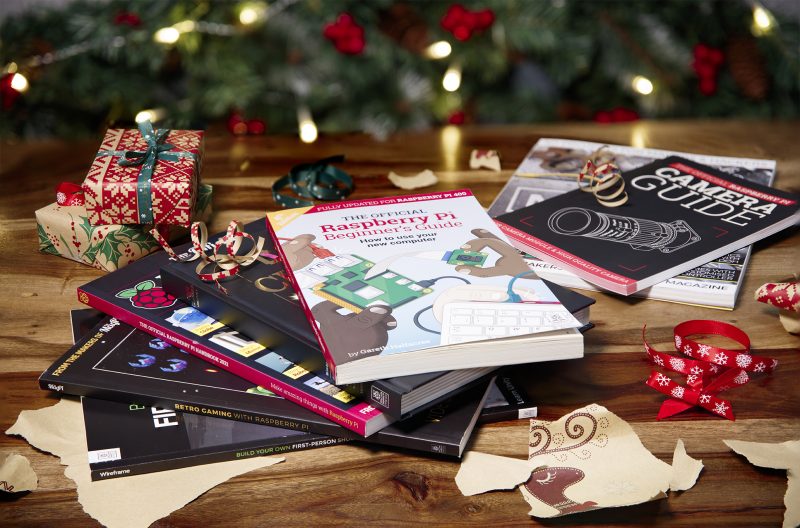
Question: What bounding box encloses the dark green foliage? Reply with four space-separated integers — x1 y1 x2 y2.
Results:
1 0 797 138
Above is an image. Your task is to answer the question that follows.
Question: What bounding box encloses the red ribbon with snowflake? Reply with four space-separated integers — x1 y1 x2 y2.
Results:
151 220 266 292
55 182 85 206
643 320 778 421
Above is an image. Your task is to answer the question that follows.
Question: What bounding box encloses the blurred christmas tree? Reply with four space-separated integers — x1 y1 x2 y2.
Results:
1 0 798 139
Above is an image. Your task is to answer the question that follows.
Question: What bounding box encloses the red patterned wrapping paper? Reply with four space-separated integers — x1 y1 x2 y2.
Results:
82 127 204 226
36 184 213 272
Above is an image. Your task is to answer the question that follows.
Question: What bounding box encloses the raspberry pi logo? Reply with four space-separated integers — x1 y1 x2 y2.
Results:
116 280 177 310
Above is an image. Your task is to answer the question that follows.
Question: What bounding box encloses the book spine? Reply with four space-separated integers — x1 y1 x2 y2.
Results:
264 218 341 383
77 288 372 436
343 381 403 418
38 373 352 439
91 436 349 481
159 266 326 373
477 406 538 424
363 434 461 458
171 402 356 440
38 374 92 397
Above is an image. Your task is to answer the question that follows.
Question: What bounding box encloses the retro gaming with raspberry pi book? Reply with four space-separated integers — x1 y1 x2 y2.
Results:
266 189 585 385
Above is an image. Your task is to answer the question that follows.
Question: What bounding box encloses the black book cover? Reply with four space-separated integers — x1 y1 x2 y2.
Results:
75 234 394 436
477 370 538 423
159 220 325 370
495 156 799 295
44 311 492 456
47 313 351 438
83 397 343 480
360 379 493 457
160 220 595 417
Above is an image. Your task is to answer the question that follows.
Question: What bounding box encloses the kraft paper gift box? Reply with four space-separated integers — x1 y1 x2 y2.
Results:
81 121 204 226
36 184 213 272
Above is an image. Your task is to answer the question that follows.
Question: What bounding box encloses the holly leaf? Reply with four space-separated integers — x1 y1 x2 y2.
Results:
96 227 159 269
38 224 61 255
83 241 100 267
59 234 77 259
116 225 161 253
116 288 138 299
78 215 95 242
194 184 213 220
97 232 123 267
135 280 156 291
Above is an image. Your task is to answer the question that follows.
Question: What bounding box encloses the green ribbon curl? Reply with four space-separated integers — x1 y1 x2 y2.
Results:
272 155 354 208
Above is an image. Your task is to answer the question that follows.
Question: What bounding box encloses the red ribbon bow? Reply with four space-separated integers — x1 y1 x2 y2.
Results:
643 320 778 421
151 220 267 293
55 182 85 206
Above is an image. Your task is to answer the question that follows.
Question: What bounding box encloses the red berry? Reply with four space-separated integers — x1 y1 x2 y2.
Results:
247 119 266 135
453 26 471 41
462 12 478 30
475 10 495 30
699 77 717 95
448 110 465 125
694 44 710 60
594 111 612 123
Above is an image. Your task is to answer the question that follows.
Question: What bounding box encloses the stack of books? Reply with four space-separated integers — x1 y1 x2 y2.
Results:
488 138 795 309
44 141 793 482
42 189 596 480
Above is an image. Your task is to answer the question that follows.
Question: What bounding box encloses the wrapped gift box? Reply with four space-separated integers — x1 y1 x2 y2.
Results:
37 184 213 272
82 123 204 226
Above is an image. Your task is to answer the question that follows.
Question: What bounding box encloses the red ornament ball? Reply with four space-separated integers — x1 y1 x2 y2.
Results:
227 113 268 136
324 13 366 55
227 113 248 136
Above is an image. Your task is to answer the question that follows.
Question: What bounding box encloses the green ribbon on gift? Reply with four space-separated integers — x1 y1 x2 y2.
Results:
272 155 354 208
96 120 196 223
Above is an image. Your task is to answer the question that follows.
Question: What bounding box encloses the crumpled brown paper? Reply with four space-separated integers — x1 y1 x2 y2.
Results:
455 452 531 496
724 439 800 528
0 453 38 492
469 149 502 171
6 399 283 528
387 170 438 190
456 404 703 517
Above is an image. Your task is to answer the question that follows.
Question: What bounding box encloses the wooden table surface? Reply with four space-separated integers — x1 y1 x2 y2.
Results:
1 121 798 527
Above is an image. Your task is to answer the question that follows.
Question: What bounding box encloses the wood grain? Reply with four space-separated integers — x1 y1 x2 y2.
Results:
0 121 798 526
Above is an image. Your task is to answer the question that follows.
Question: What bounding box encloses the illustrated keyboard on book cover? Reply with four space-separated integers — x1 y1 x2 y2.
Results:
440 302 574 345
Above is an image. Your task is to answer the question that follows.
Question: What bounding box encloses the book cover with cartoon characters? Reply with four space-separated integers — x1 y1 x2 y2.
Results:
267 190 583 384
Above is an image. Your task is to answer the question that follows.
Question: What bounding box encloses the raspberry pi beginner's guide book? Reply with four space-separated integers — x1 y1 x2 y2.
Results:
266 190 583 385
